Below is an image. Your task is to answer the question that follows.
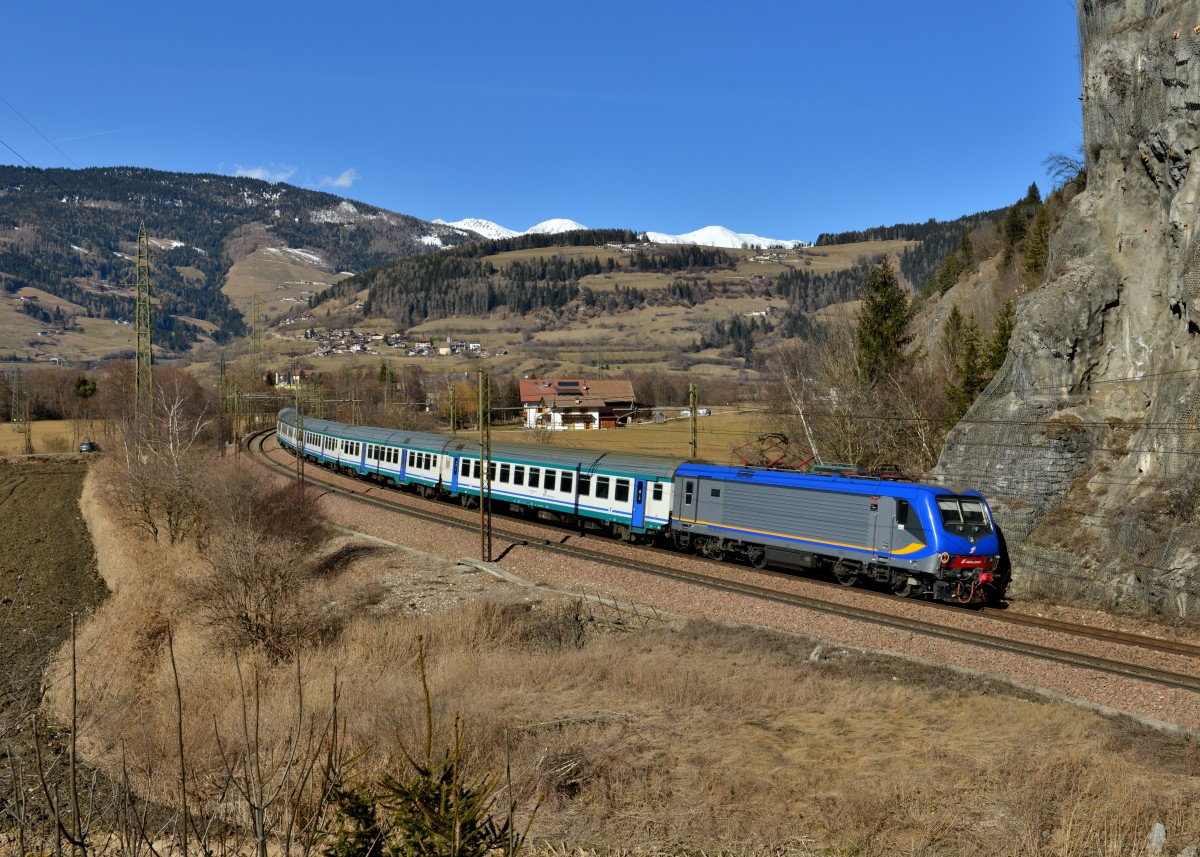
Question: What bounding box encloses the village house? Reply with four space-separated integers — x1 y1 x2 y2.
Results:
519 378 639 431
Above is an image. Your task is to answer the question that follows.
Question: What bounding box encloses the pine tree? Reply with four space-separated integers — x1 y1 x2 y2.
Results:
946 312 984 420
1001 206 1027 270
987 299 1016 374
941 304 964 368
856 254 911 384
1024 207 1050 285
957 231 974 268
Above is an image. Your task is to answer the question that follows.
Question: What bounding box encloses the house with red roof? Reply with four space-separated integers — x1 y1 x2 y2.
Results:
518 378 639 430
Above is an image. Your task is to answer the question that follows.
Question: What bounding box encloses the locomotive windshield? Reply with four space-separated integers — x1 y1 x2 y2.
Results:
935 495 993 537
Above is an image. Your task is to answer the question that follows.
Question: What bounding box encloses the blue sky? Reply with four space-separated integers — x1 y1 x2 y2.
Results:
2 1 1081 242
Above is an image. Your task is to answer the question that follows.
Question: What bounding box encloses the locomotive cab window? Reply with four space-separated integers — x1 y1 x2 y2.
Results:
684 481 694 506
936 496 993 537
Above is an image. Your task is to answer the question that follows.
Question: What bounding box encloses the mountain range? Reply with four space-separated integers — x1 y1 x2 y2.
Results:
436 217 809 249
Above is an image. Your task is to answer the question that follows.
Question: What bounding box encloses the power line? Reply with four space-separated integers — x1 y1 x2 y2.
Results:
0 93 79 168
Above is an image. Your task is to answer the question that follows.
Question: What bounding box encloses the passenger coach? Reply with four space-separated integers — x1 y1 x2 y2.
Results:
276 408 680 540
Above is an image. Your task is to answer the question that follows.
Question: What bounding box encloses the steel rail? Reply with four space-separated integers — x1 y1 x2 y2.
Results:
249 429 1200 694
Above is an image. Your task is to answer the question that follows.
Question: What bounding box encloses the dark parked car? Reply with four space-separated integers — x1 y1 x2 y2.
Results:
78 441 99 453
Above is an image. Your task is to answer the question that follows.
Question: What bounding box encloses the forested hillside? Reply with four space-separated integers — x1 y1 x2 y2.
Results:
0 166 470 350
321 204 1037 361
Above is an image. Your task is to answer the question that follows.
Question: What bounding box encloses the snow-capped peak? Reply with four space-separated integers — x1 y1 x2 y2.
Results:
525 218 588 234
434 217 589 240
434 218 520 240
643 225 808 249
437 216 808 249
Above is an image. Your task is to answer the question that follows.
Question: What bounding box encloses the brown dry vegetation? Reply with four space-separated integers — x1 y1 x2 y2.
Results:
35 456 1200 856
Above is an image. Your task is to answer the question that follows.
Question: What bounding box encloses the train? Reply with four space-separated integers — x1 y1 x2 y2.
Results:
275 408 1007 605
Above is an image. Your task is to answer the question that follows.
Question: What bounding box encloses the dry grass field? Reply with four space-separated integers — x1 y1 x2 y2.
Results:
0 418 105 454
38 457 1200 856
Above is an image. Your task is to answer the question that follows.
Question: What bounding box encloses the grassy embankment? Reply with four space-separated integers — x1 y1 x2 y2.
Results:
41 454 1200 855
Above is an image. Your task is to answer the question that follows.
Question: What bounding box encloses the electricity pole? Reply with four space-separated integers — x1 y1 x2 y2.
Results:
478 368 492 562
689 382 698 459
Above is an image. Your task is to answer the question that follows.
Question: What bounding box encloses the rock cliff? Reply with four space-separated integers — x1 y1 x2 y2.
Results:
938 0 1200 615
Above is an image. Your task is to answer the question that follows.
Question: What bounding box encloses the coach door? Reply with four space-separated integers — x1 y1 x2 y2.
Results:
450 456 460 494
678 478 696 526
632 480 646 529
872 496 894 561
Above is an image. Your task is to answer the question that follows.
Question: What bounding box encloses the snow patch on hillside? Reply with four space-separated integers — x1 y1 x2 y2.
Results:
265 247 326 267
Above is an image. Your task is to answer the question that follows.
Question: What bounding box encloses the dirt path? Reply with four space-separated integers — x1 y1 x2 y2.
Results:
0 456 107 771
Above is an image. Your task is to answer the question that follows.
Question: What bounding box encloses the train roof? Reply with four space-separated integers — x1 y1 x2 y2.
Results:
278 408 684 479
675 461 979 500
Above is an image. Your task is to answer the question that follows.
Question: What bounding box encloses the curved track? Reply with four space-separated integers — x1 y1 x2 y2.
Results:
249 429 1200 695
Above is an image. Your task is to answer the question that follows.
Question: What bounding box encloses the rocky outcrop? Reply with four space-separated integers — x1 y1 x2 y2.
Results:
938 0 1200 616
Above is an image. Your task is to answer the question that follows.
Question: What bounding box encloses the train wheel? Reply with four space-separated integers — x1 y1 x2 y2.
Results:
460 494 476 509
833 561 860 587
702 538 725 561
747 546 768 569
889 573 914 597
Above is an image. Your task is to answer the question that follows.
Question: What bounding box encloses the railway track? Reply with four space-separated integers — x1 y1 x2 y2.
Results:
248 429 1200 695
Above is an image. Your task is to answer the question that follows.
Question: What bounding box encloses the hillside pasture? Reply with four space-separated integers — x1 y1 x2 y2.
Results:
796 239 918 273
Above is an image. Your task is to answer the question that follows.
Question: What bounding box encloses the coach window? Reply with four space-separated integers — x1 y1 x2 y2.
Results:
473 460 481 479
652 483 664 502
460 459 470 477
615 479 630 503
529 467 540 489
595 476 610 500
500 463 511 483
578 474 591 496
514 465 525 486
560 471 573 494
